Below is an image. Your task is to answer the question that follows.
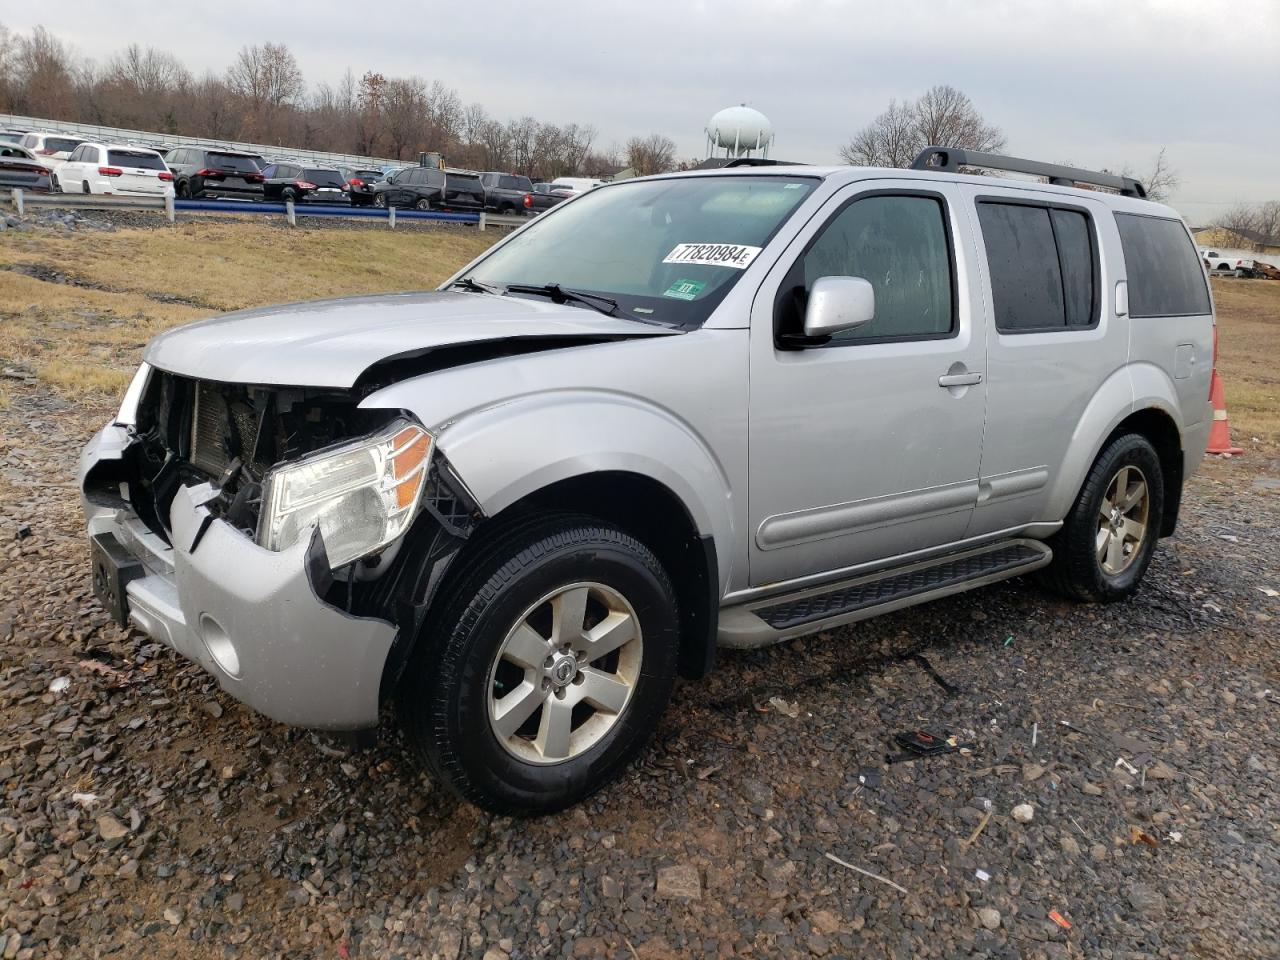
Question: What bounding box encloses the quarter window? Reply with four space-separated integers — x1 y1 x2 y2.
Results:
977 201 1098 333
787 194 955 342
1114 213 1211 317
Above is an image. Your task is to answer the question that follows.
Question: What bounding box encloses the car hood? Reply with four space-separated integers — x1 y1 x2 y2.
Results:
144 290 679 388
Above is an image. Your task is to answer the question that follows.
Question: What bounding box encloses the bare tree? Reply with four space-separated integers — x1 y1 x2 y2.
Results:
626 134 676 176
1137 147 1179 203
1253 200 1280 244
840 85 1005 168
227 42 303 111
12 26 76 118
1218 202 1259 240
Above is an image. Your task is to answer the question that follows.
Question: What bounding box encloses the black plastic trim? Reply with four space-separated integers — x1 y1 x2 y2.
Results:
913 146 1147 198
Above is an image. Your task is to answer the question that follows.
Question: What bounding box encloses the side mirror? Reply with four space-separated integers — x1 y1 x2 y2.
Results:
803 276 876 339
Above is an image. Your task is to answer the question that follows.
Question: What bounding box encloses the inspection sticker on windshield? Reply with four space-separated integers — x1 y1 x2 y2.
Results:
663 278 706 301
663 243 762 270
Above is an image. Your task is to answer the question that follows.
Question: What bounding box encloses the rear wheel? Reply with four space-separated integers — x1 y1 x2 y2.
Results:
50 173 61 193
374 193 387 208
282 187 297 202
415 198 431 211
81 181 90 194
399 515 679 815
1040 433 1164 602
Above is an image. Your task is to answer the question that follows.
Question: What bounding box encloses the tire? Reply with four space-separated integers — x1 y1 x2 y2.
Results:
399 514 680 815
1039 433 1164 603
51 174 61 193
282 188 297 202
176 180 190 199
415 198 431 211
374 193 387 208
81 181 91 194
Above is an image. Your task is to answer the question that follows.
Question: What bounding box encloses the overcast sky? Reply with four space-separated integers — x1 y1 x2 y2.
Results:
8 0 1279 222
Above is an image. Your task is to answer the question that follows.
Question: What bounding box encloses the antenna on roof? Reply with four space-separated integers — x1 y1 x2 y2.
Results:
911 146 1147 198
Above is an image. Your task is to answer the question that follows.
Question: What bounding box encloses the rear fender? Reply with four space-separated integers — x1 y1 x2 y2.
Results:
1044 363 1184 520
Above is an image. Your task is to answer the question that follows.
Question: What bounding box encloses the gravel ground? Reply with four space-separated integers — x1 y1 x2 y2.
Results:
0 379 1277 960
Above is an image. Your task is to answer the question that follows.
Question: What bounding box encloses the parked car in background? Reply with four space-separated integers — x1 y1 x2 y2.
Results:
338 166 385 206
442 172 486 211
529 182 572 213
261 163 350 204
19 132 85 182
1198 247 1260 278
165 148 265 201
0 144 52 193
550 176 603 197
372 166 446 209
479 172 534 215
0 131 26 145
57 142 174 197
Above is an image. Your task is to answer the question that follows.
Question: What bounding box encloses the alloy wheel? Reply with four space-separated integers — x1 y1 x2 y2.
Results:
1096 465 1150 575
486 582 642 765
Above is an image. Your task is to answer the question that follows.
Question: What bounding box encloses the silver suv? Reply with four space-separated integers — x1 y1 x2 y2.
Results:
80 148 1214 813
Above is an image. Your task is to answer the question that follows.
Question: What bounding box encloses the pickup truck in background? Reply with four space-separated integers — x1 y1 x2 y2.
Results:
1199 247 1260 277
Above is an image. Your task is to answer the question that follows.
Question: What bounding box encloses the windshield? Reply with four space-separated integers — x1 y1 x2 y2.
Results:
108 150 165 170
465 175 817 327
304 168 346 188
209 152 262 173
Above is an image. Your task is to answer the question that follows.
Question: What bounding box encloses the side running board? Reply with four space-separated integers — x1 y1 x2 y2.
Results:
718 539 1052 649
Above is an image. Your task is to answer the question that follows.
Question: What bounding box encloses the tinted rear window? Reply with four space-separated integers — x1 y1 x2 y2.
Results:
46 137 82 153
448 173 481 184
304 169 345 188
354 169 381 180
108 150 166 170
1114 213 1211 317
208 152 262 174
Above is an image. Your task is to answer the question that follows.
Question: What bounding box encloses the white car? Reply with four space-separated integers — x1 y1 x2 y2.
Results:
18 131 85 178
56 141 175 197
549 176 603 197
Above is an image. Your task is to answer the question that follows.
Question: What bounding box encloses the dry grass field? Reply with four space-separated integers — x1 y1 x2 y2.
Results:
0 219 495 403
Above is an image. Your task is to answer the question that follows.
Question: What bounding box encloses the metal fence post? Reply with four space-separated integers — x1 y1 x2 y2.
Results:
12 188 23 216
478 211 486 231
388 206 396 229
286 199 296 227
164 194 175 223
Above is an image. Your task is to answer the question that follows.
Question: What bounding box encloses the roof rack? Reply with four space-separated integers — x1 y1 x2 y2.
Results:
723 157 808 167
911 146 1146 198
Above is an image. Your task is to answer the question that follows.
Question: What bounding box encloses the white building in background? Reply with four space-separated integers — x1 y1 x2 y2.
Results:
705 105 774 160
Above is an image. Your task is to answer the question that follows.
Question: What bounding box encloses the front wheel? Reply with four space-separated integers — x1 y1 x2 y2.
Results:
1040 432 1164 602
400 516 679 815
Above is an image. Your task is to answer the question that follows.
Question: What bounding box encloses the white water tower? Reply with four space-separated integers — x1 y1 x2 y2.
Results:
706 105 774 159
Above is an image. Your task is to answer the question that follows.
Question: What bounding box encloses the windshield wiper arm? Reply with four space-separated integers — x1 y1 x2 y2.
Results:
504 283 620 317
449 276 499 294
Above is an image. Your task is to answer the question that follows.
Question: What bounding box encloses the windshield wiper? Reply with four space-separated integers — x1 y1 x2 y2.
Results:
504 283 620 317
449 276 499 295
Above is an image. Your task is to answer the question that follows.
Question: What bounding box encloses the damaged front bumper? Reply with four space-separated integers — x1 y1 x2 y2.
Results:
80 423 398 730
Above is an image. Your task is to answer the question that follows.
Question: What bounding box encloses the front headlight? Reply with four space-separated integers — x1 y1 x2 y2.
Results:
257 421 433 568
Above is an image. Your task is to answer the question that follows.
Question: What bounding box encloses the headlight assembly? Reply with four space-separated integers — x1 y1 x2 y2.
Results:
257 421 432 568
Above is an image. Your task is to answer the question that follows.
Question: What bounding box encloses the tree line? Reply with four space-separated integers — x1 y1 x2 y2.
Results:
0 24 653 178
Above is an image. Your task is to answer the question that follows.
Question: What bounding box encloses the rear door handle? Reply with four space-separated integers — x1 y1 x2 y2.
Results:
938 372 983 387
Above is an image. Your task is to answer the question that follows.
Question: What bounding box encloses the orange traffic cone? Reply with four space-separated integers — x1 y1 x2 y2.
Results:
1206 329 1243 456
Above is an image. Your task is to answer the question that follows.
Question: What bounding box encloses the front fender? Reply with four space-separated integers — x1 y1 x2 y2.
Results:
368 386 737 591
1044 362 1185 520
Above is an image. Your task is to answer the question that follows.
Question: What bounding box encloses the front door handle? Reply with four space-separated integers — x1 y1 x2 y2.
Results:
938 372 983 388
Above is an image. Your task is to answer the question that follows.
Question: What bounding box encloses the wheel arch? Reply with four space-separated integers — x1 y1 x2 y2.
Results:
1047 363 1187 537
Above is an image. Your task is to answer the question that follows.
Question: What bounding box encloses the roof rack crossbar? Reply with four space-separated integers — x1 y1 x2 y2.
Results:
911 146 1146 199
723 157 808 167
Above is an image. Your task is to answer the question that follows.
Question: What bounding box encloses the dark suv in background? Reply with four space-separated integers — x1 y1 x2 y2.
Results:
261 163 350 204
442 172 486 211
164 148 265 200
373 166 445 209
338 166 385 206
479 172 534 214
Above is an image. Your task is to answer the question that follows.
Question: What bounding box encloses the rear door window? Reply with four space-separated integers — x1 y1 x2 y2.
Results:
305 169 345 188
977 200 1098 332
1114 213 1211 317
46 136 81 154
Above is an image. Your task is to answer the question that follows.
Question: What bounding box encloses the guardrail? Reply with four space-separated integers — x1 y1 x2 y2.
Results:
5 189 528 230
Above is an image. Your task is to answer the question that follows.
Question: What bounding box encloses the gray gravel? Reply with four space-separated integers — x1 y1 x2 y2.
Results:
1 381 1277 960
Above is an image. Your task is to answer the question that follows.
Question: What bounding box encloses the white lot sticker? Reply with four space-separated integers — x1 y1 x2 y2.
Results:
663 242 762 270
